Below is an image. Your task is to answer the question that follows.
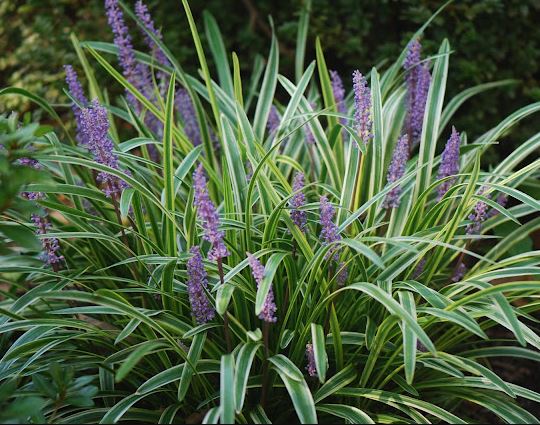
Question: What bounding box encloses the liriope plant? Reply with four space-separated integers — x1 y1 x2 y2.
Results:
1 0 539 423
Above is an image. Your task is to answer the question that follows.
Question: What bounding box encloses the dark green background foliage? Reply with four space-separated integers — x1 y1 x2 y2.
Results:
1 0 539 162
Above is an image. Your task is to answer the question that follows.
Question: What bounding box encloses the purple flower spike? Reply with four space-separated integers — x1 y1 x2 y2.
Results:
64 65 89 145
19 156 45 200
290 172 307 232
135 1 170 68
452 262 468 282
330 70 347 124
319 196 341 261
416 340 428 353
246 161 253 182
412 257 426 279
135 0 170 96
336 262 349 287
32 214 64 267
488 193 508 218
105 0 152 109
404 39 422 71
80 99 129 198
383 134 410 208
352 70 372 146
403 39 431 144
186 246 215 324
305 343 317 377
176 88 202 146
466 196 489 235
193 164 230 261
267 105 280 137
247 253 277 323
18 157 41 169
437 127 461 200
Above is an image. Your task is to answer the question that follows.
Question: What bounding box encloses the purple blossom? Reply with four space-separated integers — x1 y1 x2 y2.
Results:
306 126 315 146
135 0 170 93
412 258 426 279
352 70 372 146
18 157 41 169
80 99 129 198
267 105 280 137
452 262 468 282
330 70 347 124
416 340 427 353
135 1 170 67
247 253 277 323
466 196 489 235
19 157 44 200
336 262 348 287
246 161 253 182
105 0 152 109
488 194 508 218
32 213 64 267
305 343 317 377
383 135 410 208
319 196 341 261
186 246 216 324
176 88 202 146
290 172 307 232
64 65 89 145
437 127 461 200
193 164 229 261
403 39 431 144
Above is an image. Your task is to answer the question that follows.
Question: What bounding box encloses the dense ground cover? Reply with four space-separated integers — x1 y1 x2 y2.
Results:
0 0 539 423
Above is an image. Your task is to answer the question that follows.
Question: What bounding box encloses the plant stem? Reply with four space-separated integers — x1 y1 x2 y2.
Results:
260 321 271 408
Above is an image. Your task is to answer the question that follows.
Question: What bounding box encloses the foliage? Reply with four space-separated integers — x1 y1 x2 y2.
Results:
1 0 540 423
2 0 540 164
0 114 50 257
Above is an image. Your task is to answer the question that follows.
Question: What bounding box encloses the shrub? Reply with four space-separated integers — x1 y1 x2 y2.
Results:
1 0 539 423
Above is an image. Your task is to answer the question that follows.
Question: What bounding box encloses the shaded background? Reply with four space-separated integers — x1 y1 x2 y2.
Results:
1 0 540 164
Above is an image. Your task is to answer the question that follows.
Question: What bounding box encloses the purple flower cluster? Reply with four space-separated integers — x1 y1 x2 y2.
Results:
105 0 152 109
319 196 341 260
466 196 489 235
352 70 372 146
437 127 461 200
80 99 129 198
176 88 202 146
412 257 426 279
135 1 170 68
403 39 431 144
193 164 229 261
319 196 348 284
32 213 64 267
186 246 215 324
19 156 44 201
267 105 280 137
18 157 41 169
64 65 89 145
290 172 307 232
245 161 253 182
305 343 317 377
488 194 508 218
247 253 277 323
336 262 348 287
452 262 468 282
135 0 170 93
330 70 347 124
383 134 410 208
